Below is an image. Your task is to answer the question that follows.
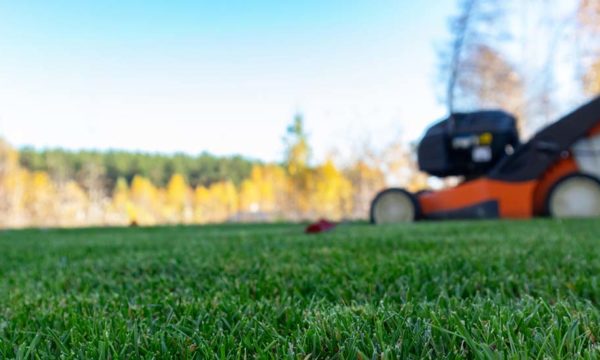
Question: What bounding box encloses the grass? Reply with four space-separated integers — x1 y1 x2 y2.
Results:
0 220 599 359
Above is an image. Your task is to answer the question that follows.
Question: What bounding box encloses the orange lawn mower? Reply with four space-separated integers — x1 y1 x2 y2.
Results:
370 96 600 224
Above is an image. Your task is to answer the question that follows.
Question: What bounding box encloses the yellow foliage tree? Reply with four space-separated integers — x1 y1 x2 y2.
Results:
239 177 260 213
0 139 25 226
310 160 353 220
259 165 289 215
129 175 161 225
24 171 58 226
583 61 600 95
107 177 135 225
194 181 238 223
57 181 89 227
165 173 192 223
579 0 600 94
283 115 313 217
238 164 290 217
214 181 238 219
193 186 211 223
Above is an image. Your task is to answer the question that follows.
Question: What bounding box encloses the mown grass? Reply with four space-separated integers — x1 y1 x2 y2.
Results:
0 220 599 359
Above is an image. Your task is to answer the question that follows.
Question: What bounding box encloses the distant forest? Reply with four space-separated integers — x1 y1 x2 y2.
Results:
2 117 407 228
18 148 260 190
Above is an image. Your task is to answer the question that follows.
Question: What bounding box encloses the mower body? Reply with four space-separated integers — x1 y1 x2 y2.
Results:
418 97 600 220
371 97 600 223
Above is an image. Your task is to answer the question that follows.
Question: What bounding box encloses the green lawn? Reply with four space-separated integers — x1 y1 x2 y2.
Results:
0 220 599 359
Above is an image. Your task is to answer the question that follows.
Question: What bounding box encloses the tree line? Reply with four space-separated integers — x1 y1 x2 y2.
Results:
18 148 259 191
0 114 426 228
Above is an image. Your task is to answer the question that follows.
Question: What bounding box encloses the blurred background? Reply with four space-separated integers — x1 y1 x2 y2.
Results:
0 0 599 228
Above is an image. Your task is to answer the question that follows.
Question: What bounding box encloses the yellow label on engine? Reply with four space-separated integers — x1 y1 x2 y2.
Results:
479 132 493 145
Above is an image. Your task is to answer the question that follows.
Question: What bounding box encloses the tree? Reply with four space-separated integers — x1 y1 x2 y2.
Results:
108 177 134 225
283 114 310 176
165 173 192 223
441 0 528 132
579 0 600 94
239 175 261 214
129 175 161 225
443 0 508 112
257 165 290 216
380 141 428 192
579 0 600 31
456 44 526 131
76 161 108 223
0 139 26 226
193 181 238 223
282 114 313 218
583 61 600 94
193 186 212 223
445 0 478 114
56 181 89 227
24 171 58 226
310 160 354 220
346 160 386 219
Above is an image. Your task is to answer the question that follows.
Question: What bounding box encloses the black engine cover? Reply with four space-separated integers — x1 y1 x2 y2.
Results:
418 111 519 178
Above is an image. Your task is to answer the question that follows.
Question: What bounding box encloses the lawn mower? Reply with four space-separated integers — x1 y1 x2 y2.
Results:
370 96 600 223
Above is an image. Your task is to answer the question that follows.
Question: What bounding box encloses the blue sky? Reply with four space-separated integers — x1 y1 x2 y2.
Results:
0 1 458 162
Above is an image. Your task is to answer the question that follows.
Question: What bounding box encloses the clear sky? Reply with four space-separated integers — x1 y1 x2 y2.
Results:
0 1 458 162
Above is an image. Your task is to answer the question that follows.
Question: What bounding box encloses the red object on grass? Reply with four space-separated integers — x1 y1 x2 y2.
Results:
305 219 337 234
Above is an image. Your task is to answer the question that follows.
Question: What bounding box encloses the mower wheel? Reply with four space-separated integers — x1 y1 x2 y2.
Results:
370 188 420 224
545 173 600 218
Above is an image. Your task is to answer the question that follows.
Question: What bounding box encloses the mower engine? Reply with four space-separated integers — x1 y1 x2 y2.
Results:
418 111 519 178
